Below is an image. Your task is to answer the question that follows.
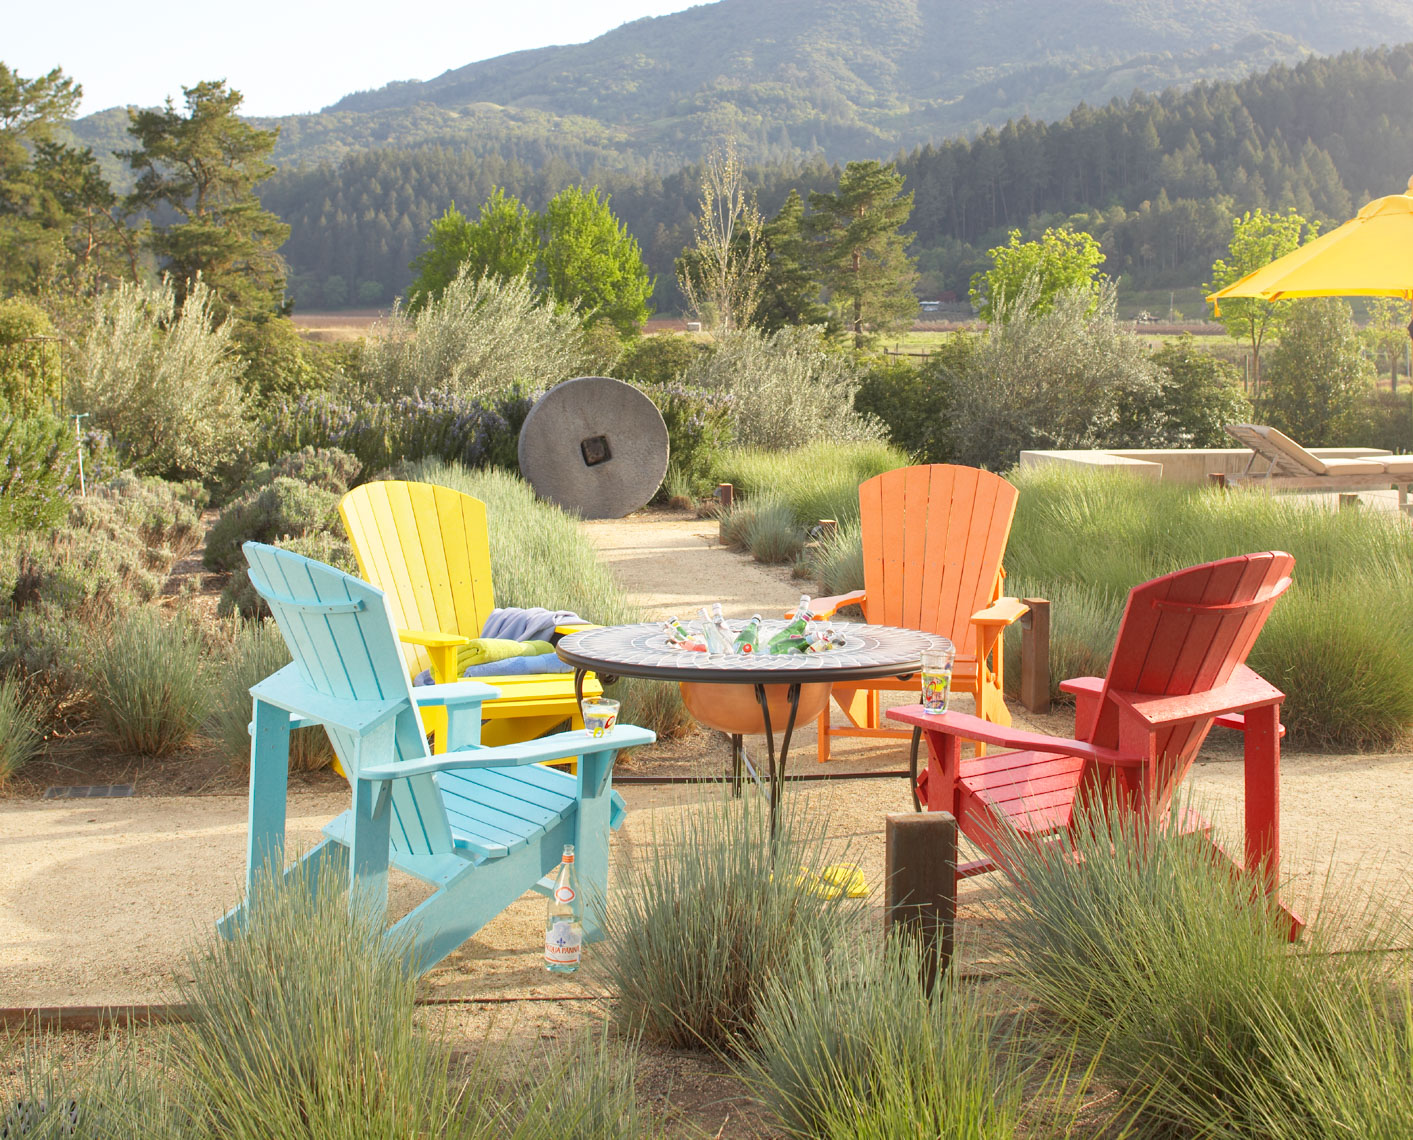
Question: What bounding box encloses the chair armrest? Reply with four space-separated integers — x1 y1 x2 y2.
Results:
413 680 501 707
887 706 1132 766
800 590 866 619
1109 666 1284 727
1058 677 1103 698
555 623 600 636
359 725 657 781
970 597 1028 627
397 628 470 650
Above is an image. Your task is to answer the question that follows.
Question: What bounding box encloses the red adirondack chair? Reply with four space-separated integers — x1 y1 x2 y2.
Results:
888 552 1295 915
810 464 1027 763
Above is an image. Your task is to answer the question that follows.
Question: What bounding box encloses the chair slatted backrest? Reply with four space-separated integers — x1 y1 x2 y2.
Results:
243 542 455 858
1086 551 1294 804
339 481 497 677
858 465 1018 658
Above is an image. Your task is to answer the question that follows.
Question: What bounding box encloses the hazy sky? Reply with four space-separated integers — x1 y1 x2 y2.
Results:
8 0 705 117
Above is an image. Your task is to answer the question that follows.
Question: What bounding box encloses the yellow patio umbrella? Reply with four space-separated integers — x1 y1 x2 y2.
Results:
1207 176 1413 315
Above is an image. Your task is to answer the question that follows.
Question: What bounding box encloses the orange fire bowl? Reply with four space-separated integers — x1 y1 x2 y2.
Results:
678 681 832 736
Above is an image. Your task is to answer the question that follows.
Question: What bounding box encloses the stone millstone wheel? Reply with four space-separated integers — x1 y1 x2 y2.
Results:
517 376 670 519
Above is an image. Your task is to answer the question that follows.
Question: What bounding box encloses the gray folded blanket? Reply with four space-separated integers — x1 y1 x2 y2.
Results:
412 606 587 686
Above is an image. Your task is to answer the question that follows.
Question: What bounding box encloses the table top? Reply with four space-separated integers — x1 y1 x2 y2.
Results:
556 620 954 685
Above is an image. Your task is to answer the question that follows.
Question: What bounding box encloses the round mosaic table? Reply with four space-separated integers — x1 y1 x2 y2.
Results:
556 621 954 833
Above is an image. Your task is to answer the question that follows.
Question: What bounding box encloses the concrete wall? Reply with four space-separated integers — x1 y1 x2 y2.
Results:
1018 446 1392 484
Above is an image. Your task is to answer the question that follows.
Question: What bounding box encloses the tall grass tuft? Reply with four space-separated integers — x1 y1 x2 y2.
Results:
175 862 456 1138
0 674 43 783
0 1035 178 1138
603 790 861 1051
741 933 1034 1138
713 440 908 528
400 460 692 739
88 608 209 755
207 620 334 771
988 793 1413 1136
811 518 865 597
742 497 805 564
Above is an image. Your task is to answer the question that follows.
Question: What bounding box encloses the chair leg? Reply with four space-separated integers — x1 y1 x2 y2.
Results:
349 777 391 923
816 707 831 764
573 748 616 942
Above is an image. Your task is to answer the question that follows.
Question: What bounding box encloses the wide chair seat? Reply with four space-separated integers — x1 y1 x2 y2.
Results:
956 749 1086 836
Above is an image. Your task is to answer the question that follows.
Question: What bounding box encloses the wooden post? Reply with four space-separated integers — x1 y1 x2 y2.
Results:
1019 597 1050 715
1338 493 1360 510
885 811 957 989
716 483 733 543
817 519 837 543
1209 472 1229 490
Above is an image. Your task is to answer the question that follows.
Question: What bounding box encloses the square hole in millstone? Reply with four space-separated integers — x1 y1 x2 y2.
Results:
580 435 612 467
42 784 134 799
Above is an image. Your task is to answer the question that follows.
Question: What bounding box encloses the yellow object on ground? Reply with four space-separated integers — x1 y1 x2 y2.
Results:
794 863 870 900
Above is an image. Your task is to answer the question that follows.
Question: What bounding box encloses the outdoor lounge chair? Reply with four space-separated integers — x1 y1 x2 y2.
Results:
1223 424 1413 510
219 542 652 974
806 464 1027 763
888 552 1296 927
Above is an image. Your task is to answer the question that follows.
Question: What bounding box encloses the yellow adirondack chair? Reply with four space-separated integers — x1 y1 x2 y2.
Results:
339 480 602 753
810 464 1027 762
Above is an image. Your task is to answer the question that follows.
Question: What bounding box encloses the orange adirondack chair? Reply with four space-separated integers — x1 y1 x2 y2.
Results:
888 552 1295 911
809 464 1027 762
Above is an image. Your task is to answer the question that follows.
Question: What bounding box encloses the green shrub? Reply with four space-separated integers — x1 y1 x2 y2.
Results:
403 461 692 739
681 326 885 449
853 340 972 463
208 620 335 771
618 332 702 385
218 530 356 622
0 411 74 535
0 606 86 718
360 271 590 402
742 934 1032 1138
1331 387 1413 453
647 384 733 500
232 314 344 408
244 445 363 496
3 475 201 618
0 675 43 784
0 296 62 416
990 793 1408 1137
1261 298 1376 446
89 608 209 755
713 440 909 528
602 790 861 1051
72 278 252 479
204 477 341 573
948 282 1168 469
253 388 532 477
1149 334 1253 446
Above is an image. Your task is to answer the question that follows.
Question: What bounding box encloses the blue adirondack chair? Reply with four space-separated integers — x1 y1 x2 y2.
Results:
218 541 653 974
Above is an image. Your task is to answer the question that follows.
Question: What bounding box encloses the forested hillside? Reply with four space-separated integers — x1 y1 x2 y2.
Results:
261 45 1413 310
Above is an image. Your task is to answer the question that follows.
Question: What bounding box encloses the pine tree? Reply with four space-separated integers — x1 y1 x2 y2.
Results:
124 81 289 319
805 161 918 348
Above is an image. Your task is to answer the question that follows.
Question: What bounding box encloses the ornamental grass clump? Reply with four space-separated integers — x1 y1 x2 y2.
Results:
743 497 805 564
603 790 861 1051
89 608 209 755
175 862 455 1139
713 439 908 528
740 933 1039 1139
0 675 43 784
988 793 1413 1136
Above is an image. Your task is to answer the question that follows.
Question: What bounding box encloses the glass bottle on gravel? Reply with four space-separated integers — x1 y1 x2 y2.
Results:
544 845 582 973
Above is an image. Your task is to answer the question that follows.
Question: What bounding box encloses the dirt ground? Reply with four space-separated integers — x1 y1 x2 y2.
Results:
5 509 1413 1136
